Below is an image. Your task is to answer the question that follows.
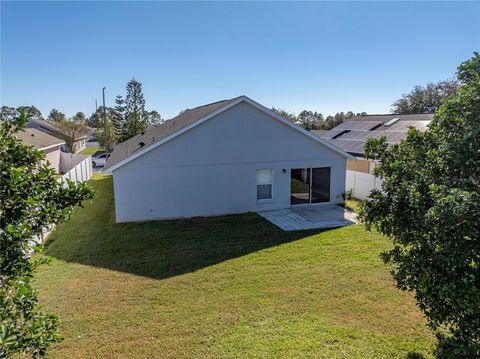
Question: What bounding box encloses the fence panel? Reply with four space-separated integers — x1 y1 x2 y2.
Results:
346 170 382 200
60 154 93 185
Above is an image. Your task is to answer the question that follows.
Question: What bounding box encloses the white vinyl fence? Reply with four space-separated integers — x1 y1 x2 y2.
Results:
346 170 383 200
26 153 93 255
60 152 93 184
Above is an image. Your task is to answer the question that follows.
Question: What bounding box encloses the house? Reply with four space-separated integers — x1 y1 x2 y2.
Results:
103 96 354 223
313 113 433 199
26 119 88 153
16 127 93 183
15 128 66 172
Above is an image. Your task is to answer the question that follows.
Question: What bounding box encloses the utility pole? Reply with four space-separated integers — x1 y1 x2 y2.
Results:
102 87 108 154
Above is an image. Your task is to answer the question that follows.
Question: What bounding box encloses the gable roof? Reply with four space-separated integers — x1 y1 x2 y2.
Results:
316 113 433 156
26 119 88 140
103 96 354 172
15 128 65 150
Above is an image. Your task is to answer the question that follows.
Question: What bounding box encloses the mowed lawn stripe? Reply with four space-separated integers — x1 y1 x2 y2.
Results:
34 174 435 358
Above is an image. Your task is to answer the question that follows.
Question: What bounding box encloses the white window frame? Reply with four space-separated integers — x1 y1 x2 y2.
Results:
256 168 273 202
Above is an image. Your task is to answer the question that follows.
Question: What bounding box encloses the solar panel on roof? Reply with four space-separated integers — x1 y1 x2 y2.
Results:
332 130 351 139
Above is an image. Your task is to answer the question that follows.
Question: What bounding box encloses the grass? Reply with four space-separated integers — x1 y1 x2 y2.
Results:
35 174 435 358
79 146 104 157
344 198 363 213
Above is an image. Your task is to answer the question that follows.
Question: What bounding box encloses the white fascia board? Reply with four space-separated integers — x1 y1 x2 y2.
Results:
39 142 65 151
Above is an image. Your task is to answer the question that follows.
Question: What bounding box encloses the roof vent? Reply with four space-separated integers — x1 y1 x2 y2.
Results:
384 118 400 126
370 123 383 131
139 141 145 148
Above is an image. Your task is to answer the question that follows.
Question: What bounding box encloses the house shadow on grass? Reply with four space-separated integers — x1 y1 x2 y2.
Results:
45 174 329 280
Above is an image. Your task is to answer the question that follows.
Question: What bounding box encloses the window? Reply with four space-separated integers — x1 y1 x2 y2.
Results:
256 169 273 200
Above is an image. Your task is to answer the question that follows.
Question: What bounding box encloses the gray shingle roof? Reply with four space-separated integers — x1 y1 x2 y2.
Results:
317 114 433 156
104 97 240 170
15 128 65 150
26 119 88 140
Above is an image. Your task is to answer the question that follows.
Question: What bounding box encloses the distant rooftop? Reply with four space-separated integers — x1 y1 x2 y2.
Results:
315 113 434 156
15 127 65 150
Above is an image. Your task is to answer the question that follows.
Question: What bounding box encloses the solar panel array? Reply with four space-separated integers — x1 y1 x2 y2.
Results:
318 119 431 156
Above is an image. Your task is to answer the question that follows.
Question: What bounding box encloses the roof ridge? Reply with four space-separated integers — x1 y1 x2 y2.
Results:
354 113 433 117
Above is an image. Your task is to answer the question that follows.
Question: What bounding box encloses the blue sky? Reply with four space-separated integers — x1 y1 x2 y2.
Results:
1 1 479 119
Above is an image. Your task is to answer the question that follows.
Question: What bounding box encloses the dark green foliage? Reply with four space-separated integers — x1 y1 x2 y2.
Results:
18 105 42 120
95 120 116 152
87 106 114 128
124 78 147 138
47 108 66 122
359 53 480 357
72 111 86 123
0 110 94 357
271 108 355 130
112 95 126 141
1 105 42 121
391 79 460 114
147 110 162 125
112 79 163 143
270 107 296 123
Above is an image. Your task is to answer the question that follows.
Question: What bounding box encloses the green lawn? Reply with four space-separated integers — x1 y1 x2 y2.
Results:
35 174 435 358
79 146 104 157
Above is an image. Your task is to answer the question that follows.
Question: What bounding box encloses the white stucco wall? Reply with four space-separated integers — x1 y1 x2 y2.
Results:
42 146 61 172
112 102 347 222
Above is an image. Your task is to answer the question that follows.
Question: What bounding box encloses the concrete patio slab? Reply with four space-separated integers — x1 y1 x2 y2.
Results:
259 205 356 231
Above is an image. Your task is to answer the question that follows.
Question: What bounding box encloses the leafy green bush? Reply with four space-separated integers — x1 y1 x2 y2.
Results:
0 110 94 357
359 53 480 357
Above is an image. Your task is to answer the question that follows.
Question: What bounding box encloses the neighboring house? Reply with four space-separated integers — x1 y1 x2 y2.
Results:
16 127 93 184
26 119 88 153
313 114 433 199
103 96 354 223
15 128 65 172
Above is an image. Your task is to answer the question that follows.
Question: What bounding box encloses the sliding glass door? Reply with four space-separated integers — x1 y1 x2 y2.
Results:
311 167 331 203
291 167 330 205
291 168 310 205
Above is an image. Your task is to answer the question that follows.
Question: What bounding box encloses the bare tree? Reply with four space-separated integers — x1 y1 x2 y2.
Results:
54 118 88 153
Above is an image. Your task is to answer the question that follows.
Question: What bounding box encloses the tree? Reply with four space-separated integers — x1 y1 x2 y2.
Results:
47 108 66 122
297 110 316 130
271 107 297 123
147 110 162 125
0 109 94 357
17 105 42 120
392 80 460 114
72 111 87 123
87 106 114 128
271 107 355 130
95 119 116 152
112 95 126 140
0 106 16 121
124 78 147 139
359 53 480 357
54 118 89 153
